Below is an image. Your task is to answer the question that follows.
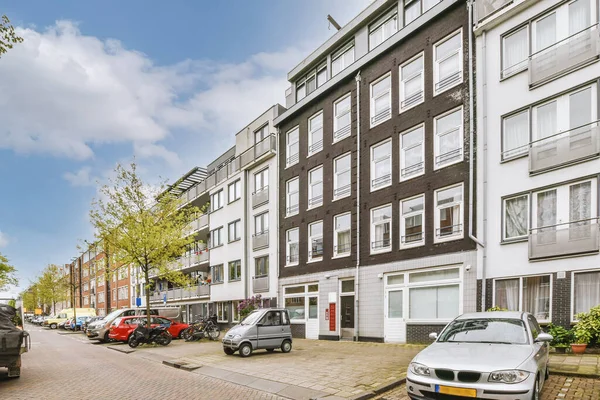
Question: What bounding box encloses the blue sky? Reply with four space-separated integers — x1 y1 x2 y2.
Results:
0 0 368 297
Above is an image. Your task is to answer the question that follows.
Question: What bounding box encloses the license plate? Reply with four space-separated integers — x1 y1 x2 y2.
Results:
436 385 477 397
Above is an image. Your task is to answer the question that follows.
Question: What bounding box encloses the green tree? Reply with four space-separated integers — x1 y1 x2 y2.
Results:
21 285 38 312
37 264 69 315
0 15 23 58
0 252 18 290
90 161 198 326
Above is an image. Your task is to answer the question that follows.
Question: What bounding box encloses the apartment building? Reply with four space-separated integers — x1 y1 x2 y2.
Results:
275 0 478 343
475 0 600 327
151 105 283 325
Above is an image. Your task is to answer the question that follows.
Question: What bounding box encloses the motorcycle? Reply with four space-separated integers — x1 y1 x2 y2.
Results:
128 324 172 348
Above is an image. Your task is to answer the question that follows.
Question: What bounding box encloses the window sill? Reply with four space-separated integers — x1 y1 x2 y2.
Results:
211 207 224 213
434 235 463 244
209 244 224 250
500 152 528 164
228 238 241 244
307 258 323 264
399 172 424 183
228 279 241 283
433 158 463 171
285 263 299 268
433 79 463 97
400 242 425 250
228 198 241 206
211 282 224 285
285 161 299 169
370 183 392 192
333 194 351 202
499 66 527 82
500 237 528 245
307 205 323 211
399 101 423 115
307 150 323 158
332 254 351 259
370 248 392 255
286 212 299 218
332 135 351 145
370 116 391 129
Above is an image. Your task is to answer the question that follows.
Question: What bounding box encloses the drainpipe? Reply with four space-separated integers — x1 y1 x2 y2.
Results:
275 123 280 308
480 27 489 313
354 71 362 341
244 168 249 303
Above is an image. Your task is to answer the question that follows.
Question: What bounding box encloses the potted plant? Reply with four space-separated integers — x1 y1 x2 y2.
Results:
547 324 574 354
572 315 593 354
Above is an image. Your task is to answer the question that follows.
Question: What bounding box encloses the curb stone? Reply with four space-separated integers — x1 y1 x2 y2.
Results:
549 369 600 379
346 378 406 400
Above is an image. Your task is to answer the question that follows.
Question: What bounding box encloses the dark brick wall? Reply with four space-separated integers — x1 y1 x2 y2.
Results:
278 2 474 278
485 278 493 311
291 323 306 339
552 272 572 328
476 279 482 312
407 324 447 343
358 336 384 343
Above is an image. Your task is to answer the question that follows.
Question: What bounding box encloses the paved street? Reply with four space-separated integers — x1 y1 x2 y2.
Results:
0 324 283 400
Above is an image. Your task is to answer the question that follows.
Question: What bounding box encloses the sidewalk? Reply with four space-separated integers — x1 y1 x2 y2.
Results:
549 353 600 378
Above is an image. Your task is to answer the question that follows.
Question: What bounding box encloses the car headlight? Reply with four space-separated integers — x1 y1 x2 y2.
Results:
488 370 529 384
232 334 241 340
409 362 431 376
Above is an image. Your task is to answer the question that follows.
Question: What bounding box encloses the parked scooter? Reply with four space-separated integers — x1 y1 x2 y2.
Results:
128 324 172 348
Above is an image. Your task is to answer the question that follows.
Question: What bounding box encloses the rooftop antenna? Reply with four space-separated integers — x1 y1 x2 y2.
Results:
327 14 342 31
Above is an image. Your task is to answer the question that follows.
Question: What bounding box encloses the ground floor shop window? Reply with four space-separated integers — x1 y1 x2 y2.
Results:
284 284 319 322
573 271 600 318
493 275 551 321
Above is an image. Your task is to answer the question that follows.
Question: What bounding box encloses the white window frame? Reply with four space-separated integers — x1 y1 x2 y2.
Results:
228 180 241 203
228 220 241 243
333 93 352 142
333 153 352 200
333 212 351 258
216 301 228 322
399 52 425 113
571 269 600 322
286 177 300 216
308 165 324 209
210 190 224 212
286 126 300 167
212 264 224 284
284 284 319 324
254 168 269 193
254 212 269 236
255 255 269 277
371 139 392 191
370 73 392 128
434 106 464 170
209 226 223 249
433 29 463 96
404 0 441 25
434 183 464 243
331 42 355 77
493 274 553 323
369 10 398 50
371 204 392 254
308 111 324 156
501 25 529 79
400 124 425 181
400 194 425 249
228 260 242 282
501 109 530 160
502 194 529 241
254 124 268 144
286 228 300 266
308 220 324 262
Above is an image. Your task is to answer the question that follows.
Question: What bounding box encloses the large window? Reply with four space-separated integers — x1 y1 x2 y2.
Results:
371 204 392 253
370 73 392 127
209 227 223 248
434 107 463 169
502 110 529 160
255 256 269 277
502 26 529 78
404 0 440 25
254 124 268 144
216 301 228 322
433 30 462 95
228 180 241 203
503 194 529 241
295 62 327 102
308 221 324 261
228 260 241 281
400 195 425 248
435 184 463 242
334 213 351 257
399 53 424 112
286 228 299 266
400 124 425 180
254 212 269 235
228 220 241 242
494 275 551 321
284 284 319 322
286 177 299 216
334 153 351 200
286 127 300 167
308 112 324 156
254 168 268 193
308 166 323 208
210 190 224 212
212 264 224 284
371 139 392 191
369 10 398 50
332 42 355 77
573 271 600 318
333 94 352 142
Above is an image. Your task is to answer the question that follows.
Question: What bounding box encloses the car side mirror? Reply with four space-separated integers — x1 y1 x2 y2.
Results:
535 333 553 343
428 332 438 340
256 323 263 327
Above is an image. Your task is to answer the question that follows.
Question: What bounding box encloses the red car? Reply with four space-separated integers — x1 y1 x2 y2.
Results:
108 316 189 342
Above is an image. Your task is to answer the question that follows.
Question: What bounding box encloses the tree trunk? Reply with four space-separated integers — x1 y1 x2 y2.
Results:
145 267 151 328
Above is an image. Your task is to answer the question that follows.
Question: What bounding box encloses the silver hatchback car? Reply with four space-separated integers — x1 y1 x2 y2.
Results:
406 312 552 400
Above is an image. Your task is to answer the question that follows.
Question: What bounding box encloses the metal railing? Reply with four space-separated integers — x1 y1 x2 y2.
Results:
334 243 351 255
436 224 463 238
308 195 323 207
435 71 461 93
252 186 269 208
253 275 269 292
401 90 423 109
150 284 210 303
371 108 391 125
252 230 269 250
286 254 299 264
308 139 323 155
286 153 299 166
371 239 391 250
401 162 424 179
334 125 351 141
187 213 209 235
309 246 324 259
334 184 351 199
372 174 391 189
476 0 512 22
286 204 299 215
529 218 599 260
435 147 462 166
402 231 424 244
529 24 600 87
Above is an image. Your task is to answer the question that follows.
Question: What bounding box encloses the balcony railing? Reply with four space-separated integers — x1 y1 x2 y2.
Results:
252 230 269 250
476 0 512 22
401 90 423 109
308 139 323 155
372 174 391 189
401 162 424 179
371 239 391 250
334 184 351 199
286 152 299 166
529 218 599 260
286 254 299 264
436 224 463 238
334 243 351 255
529 121 600 173
177 134 276 206
150 284 210 303
188 213 209 235
286 204 299 216
402 231 424 244
371 108 391 125
308 195 323 208
252 186 269 208
253 275 269 293
168 248 209 271
334 125 351 141
530 24 600 87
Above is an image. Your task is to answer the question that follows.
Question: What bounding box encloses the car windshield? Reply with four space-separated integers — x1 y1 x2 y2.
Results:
240 310 263 325
438 318 529 345
103 309 124 321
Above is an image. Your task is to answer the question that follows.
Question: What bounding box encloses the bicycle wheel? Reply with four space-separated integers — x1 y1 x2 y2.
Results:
207 325 220 341
181 327 193 341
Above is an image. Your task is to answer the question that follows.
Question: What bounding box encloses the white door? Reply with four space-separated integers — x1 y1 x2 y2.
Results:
305 296 319 339
384 289 406 343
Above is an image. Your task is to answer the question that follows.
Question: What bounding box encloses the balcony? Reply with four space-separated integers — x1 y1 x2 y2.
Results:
252 186 269 208
529 121 600 174
530 24 600 87
240 134 276 169
253 275 269 293
476 0 512 22
529 218 599 260
252 230 269 250
150 284 210 303
188 213 209 235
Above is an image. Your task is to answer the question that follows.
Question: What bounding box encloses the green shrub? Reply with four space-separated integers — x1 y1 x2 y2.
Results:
486 306 508 312
546 324 574 347
573 305 600 344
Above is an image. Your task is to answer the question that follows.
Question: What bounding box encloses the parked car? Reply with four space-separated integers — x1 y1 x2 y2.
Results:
108 316 188 342
82 316 103 333
222 308 292 357
62 318 73 330
406 312 552 400
43 308 96 329
69 316 91 331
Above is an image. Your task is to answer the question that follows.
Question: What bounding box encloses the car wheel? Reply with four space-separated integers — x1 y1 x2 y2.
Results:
281 340 292 353
128 336 139 348
223 347 234 355
103 331 113 343
531 375 540 400
50 323 57 329
545 365 549 381
239 343 252 357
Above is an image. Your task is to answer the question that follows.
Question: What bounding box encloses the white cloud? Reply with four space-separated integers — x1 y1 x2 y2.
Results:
0 21 307 172
0 231 8 247
63 166 95 186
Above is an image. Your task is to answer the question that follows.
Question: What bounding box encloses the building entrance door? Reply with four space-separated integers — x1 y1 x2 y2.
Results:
340 295 354 340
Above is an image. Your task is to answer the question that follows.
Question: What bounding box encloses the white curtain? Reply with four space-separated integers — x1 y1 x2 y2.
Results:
495 279 519 310
404 0 420 25
574 272 600 315
537 190 557 244
504 111 529 157
570 182 592 239
505 196 528 238
536 101 557 140
569 0 590 35
504 28 528 73
535 13 556 51
523 276 550 320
